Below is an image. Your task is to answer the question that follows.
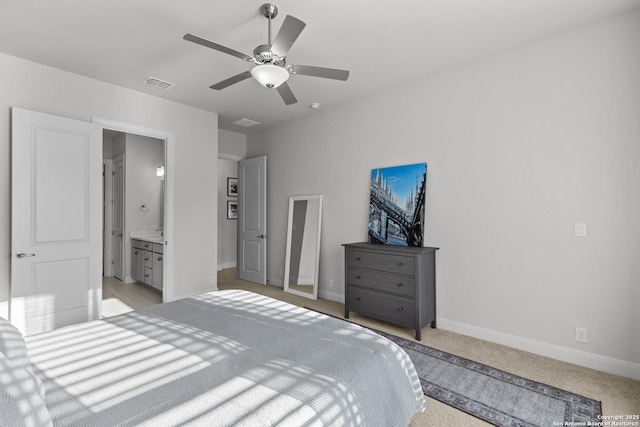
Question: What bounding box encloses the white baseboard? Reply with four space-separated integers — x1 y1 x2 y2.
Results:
318 289 344 304
217 262 236 271
438 318 640 381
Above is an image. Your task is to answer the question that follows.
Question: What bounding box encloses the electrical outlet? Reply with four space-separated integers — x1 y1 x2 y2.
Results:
576 327 588 344
329 279 334 288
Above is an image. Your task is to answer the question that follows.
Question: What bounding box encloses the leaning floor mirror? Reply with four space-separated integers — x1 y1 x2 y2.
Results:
283 195 323 300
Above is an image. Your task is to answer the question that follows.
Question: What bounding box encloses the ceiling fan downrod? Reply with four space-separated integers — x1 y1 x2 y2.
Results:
262 3 278 45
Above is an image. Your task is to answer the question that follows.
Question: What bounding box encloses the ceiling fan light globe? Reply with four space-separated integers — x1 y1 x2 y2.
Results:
251 64 289 89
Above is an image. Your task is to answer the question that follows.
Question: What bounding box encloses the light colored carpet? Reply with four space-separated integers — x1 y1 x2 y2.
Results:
218 276 640 427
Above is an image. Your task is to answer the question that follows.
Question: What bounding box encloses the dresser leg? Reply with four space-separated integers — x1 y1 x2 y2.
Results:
431 320 437 329
344 310 350 319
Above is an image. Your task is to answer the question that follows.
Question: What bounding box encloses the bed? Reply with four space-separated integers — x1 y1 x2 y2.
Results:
2 289 425 426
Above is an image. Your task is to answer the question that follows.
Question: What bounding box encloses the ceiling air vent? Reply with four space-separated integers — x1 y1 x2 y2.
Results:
232 118 261 128
143 76 175 90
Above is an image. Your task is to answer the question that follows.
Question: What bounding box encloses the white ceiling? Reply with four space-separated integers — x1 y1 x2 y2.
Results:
1 0 639 133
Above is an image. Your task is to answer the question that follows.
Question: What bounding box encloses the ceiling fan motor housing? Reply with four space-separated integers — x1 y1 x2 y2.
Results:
253 44 276 63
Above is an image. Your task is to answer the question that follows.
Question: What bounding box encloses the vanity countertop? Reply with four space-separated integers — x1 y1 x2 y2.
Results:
134 236 163 244
130 231 163 244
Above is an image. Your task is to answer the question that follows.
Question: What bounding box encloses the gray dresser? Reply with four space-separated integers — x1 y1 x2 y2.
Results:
343 242 438 340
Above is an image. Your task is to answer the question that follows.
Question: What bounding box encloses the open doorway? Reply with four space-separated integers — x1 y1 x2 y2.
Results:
100 121 173 317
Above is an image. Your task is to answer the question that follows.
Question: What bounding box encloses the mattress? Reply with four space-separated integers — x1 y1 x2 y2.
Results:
24 290 425 426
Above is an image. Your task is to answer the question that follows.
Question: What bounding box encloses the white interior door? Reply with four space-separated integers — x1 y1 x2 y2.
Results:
237 156 267 284
11 107 102 335
112 155 124 280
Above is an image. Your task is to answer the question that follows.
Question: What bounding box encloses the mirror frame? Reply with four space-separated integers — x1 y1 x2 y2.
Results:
283 194 323 300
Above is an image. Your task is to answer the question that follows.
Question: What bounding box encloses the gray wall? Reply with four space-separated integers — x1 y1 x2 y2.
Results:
247 10 640 378
217 129 247 270
0 51 219 309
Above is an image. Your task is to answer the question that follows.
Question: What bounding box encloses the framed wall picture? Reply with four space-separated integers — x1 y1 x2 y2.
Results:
369 162 427 247
227 200 238 219
227 177 238 196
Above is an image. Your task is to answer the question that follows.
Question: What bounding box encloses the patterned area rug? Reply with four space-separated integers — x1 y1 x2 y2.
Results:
309 309 602 427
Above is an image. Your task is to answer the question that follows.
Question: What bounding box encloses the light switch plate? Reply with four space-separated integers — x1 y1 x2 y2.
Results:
574 223 587 237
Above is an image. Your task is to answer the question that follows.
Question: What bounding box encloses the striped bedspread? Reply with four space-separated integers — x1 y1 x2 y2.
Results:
26 290 425 426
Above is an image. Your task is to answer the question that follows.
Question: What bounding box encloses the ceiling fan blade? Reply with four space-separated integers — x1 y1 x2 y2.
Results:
184 33 251 61
290 65 349 81
270 15 306 58
276 82 297 105
210 71 252 90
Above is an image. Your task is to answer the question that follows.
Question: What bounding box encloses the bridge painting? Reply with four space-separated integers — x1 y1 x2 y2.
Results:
368 163 427 247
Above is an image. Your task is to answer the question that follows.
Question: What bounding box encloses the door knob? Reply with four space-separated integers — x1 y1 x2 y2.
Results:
16 252 36 258
257 234 267 239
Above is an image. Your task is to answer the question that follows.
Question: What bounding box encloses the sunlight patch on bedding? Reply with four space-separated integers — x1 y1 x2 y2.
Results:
28 315 251 413
136 361 361 427
83 353 212 411
26 320 125 358
194 290 325 327
138 375 314 426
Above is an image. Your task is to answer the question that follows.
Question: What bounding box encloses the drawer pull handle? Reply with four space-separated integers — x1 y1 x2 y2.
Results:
157 257 162 261
355 297 361 301
397 307 403 312
355 257 361 261
397 262 403 267
355 275 361 280
397 283 403 287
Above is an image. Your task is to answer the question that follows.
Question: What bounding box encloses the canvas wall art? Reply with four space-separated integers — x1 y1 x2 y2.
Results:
369 163 427 247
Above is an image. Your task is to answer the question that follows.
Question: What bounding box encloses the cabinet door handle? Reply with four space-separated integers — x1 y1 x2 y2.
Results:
397 307 404 312
355 257 361 261
355 297 361 301
157 256 162 261
134 251 138 255
397 262 403 267
145 257 150 261
355 275 361 280
145 274 150 278
397 282 403 287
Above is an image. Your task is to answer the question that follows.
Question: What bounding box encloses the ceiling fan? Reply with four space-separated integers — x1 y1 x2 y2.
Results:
183 3 350 105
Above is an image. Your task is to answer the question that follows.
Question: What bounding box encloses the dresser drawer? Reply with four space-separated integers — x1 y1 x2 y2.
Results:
132 239 146 250
347 268 415 297
348 287 415 326
144 251 153 268
347 250 414 275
